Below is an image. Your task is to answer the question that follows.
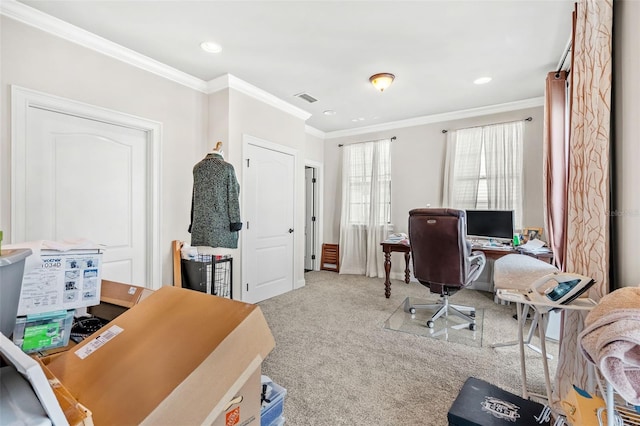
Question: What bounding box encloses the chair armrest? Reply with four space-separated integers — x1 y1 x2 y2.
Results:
469 251 486 267
467 251 487 284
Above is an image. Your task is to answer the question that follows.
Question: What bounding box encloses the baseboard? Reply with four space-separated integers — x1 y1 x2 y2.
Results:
295 278 305 290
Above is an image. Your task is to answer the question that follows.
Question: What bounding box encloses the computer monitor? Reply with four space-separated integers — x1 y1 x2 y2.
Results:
465 210 514 242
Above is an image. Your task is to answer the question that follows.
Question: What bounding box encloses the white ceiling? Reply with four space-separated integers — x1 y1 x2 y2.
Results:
18 0 574 134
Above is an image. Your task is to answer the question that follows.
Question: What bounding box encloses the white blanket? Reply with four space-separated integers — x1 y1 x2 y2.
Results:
579 287 640 405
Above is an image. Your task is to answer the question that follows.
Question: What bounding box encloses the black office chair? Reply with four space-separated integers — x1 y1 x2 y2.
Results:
407 208 486 330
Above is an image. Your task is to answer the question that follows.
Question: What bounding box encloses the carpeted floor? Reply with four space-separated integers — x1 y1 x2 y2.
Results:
259 271 558 426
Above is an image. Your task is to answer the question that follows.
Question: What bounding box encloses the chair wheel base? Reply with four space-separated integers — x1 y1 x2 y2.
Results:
427 320 434 328
409 307 416 314
469 323 477 331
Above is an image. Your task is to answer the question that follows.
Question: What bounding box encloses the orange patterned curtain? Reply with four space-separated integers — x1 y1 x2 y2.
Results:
552 0 613 409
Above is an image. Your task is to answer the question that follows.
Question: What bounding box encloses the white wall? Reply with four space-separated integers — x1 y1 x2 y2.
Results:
613 0 640 287
208 89 230 153
0 16 208 286
323 106 545 246
1 15 323 295
305 132 324 164
224 89 308 296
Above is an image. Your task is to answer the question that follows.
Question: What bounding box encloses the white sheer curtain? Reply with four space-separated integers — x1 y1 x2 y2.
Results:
484 121 524 228
442 127 483 208
443 122 524 229
339 139 391 277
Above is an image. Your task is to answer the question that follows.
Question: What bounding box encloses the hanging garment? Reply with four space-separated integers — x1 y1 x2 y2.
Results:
189 153 242 248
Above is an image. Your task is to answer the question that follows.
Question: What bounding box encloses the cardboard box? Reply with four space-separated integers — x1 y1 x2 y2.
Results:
87 279 152 322
33 357 93 426
46 286 275 425
36 280 151 358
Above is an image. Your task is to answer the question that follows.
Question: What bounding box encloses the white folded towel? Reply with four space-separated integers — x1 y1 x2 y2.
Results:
579 287 640 405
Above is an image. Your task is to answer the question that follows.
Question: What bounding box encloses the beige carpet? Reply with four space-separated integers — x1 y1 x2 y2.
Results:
259 271 558 426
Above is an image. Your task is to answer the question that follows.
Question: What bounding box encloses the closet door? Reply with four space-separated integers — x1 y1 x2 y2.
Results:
243 137 295 303
19 107 148 285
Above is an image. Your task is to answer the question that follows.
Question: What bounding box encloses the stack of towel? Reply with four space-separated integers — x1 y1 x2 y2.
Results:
579 286 640 405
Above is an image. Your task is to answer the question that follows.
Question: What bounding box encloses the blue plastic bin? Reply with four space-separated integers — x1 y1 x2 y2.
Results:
261 376 287 426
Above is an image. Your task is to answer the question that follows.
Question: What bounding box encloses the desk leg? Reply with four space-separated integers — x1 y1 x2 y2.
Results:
384 251 392 298
404 252 410 284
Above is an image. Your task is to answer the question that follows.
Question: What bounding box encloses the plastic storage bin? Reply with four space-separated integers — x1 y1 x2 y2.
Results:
0 248 32 337
261 376 287 426
12 310 74 353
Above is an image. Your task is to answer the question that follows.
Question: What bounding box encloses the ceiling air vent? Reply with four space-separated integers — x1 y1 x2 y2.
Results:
294 92 318 103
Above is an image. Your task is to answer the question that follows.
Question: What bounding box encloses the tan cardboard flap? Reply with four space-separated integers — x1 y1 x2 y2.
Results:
32 357 93 426
98 280 145 308
47 286 275 425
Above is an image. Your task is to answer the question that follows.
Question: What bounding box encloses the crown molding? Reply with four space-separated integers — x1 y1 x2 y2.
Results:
207 74 312 121
324 97 545 139
0 0 208 92
305 125 325 139
304 125 327 140
1 0 312 120
1 0 545 137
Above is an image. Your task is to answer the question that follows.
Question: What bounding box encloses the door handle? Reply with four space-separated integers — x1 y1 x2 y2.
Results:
288 228 294 233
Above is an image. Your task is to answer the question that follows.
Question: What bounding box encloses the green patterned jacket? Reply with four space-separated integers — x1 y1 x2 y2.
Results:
189 153 242 248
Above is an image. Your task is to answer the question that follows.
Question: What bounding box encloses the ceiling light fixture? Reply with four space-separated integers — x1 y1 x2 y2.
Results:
473 76 492 85
369 73 395 92
200 41 222 53
323 110 336 116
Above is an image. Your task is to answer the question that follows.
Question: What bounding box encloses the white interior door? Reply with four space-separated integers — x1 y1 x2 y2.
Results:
243 138 295 303
20 107 147 285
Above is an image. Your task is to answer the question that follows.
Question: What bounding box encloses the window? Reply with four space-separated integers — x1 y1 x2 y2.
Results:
344 139 391 225
444 121 524 229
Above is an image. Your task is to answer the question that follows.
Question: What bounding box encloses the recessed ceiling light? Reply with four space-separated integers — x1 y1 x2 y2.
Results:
473 77 492 85
200 41 222 53
323 110 336 116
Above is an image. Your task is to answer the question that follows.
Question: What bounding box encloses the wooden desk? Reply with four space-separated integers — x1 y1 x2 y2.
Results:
380 242 553 298
476 246 553 263
380 242 411 298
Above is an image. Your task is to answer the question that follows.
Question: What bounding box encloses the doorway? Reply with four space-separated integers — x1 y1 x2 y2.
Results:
304 166 316 271
304 161 323 272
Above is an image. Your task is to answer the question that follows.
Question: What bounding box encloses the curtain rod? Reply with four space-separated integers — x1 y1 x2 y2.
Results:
556 37 572 73
338 136 396 147
441 117 532 134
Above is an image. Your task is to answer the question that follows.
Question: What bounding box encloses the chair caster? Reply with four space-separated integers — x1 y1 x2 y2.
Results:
469 311 476 318
409 307 416 314
427 320 434 329
469 323 477 331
